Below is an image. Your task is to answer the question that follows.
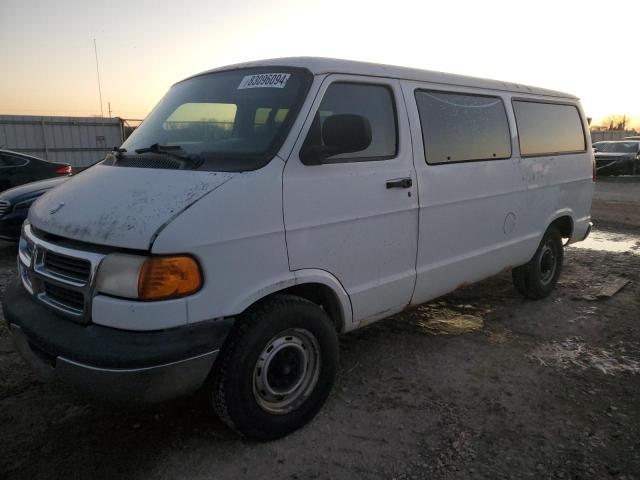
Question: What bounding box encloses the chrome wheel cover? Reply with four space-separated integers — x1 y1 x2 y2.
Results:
253 328 321 415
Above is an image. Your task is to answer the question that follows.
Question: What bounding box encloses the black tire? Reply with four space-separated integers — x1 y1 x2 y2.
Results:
512 226 563 300
210 294 338 441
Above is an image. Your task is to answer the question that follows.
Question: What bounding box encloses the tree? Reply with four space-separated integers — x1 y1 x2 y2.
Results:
600 114 628 131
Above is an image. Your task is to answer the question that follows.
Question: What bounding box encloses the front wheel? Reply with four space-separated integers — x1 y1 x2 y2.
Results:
512 227 564 300
210 295 339 440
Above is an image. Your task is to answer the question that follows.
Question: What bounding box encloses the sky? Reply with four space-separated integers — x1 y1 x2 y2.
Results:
0 0 639 128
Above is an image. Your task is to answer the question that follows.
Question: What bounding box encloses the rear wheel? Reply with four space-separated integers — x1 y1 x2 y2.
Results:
512 227 563 299
210 295 338 440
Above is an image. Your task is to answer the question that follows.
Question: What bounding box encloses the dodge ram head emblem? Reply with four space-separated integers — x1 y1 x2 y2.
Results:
49 202 65 215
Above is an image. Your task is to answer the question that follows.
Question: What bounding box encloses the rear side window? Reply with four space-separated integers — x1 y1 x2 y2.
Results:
512 101 585 156
303 82 397 162
415 90 511 164
0 154 28 167
254 107 289 134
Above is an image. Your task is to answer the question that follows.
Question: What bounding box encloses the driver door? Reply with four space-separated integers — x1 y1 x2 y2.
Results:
283 75 419 326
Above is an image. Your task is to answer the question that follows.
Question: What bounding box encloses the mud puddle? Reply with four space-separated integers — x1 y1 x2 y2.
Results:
571 230 640 254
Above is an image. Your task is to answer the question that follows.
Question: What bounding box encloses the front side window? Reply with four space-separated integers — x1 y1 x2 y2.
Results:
513 101 585 156
302 82 397 163
415 90 512 164
119 68 311 171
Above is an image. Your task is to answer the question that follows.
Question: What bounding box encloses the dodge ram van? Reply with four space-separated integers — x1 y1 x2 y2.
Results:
2 58 594 440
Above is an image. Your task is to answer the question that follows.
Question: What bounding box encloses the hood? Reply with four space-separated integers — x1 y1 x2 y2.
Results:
29 164 235 250
0 176 69 203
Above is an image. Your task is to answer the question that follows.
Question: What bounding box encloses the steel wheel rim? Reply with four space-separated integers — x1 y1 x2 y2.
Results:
539 240 557 285
253 328 321 415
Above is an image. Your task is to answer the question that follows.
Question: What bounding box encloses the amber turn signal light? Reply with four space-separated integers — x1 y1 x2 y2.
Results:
138 256 202 300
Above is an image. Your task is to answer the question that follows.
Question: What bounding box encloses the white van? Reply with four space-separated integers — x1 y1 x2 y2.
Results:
3 58 594 440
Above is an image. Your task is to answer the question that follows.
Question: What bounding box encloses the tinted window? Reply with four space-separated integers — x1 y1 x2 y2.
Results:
0 154 28 167
513 101 585 156
303 83 397 162
415 90 511 164
593 141 639 154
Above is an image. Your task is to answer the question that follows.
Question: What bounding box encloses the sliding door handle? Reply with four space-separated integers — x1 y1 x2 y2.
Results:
386 178 412 189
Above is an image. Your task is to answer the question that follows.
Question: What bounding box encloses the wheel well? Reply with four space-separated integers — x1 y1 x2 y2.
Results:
550 215 573 239
263 283 345 332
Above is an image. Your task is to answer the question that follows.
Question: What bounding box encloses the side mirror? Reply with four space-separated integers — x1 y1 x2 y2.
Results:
301 114 372 165
592 147 598 153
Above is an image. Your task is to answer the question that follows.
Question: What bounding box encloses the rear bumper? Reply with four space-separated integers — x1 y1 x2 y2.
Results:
566 217 592 246
596 158 633 174
3 280 233 404
0 212 24 241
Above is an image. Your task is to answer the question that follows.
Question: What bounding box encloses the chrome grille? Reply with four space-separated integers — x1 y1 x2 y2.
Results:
0 200 10 217
18 224 105 322
44 251 91 283
43 283 85 313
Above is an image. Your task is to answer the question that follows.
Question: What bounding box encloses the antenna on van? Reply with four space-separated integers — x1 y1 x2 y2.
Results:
93 38 104 119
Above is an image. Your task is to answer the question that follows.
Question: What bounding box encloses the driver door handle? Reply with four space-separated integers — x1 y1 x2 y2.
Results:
386 178 412 189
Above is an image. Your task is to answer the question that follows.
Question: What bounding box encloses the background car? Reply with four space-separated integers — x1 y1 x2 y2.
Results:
594 140 640 175
0 149 72 193
0 176 70 241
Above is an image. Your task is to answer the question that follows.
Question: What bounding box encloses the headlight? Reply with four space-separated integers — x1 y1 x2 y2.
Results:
96 253 202 300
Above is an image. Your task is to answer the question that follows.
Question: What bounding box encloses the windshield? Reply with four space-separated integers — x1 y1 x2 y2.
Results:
596 142 639 153
119 67 311 171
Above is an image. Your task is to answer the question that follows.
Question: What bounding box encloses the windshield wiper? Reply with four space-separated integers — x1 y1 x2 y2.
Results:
135 143 184 156
134 143 203 167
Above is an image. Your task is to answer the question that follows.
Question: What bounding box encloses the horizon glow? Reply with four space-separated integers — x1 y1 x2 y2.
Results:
0 0 638 128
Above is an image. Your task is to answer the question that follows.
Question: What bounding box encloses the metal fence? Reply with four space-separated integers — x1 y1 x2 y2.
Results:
590 130 639 142
0 115 125 167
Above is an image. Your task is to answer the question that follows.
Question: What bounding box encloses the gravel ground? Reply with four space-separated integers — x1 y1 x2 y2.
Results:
1 180 639 480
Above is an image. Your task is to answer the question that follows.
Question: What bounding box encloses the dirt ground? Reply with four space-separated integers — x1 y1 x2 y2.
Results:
1 179 639 480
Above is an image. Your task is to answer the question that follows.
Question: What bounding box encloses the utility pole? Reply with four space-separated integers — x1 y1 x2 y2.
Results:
93 38 104 118
108 101 112 118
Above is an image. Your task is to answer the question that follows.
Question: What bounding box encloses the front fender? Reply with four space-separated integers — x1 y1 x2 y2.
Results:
225 269 353 332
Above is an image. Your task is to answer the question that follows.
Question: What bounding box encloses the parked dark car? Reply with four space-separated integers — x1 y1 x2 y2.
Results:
0 149 72 193
594 141 640 175
0 176 70 241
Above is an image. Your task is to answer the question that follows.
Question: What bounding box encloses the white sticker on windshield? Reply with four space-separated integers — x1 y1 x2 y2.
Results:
238 73 291 89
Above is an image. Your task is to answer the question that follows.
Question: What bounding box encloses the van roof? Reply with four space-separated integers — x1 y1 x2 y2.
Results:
190 57 578 100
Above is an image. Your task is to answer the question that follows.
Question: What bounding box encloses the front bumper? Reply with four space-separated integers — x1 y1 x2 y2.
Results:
2 280 233 404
